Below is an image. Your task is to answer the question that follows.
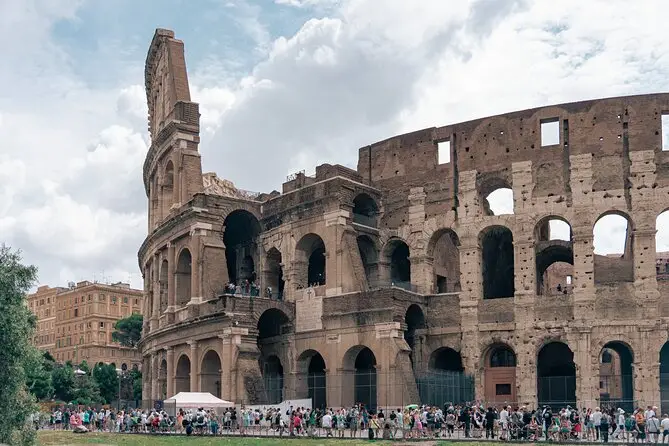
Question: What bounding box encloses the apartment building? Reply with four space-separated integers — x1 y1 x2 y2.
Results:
27 280 144 370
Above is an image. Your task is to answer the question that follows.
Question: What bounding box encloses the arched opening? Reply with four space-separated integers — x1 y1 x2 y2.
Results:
264 248 284 299
175 354 191 393
599 341 634 412
593 212 634 283
535 216 574 296
429 229 461 293
260 355 284 404
478 176 514 216
357 235 378 289
295 234 326 288
201 350 222 398
660 342 669 414
656 211 669 280
537 341 576 408
484 344 517 404
175 249 192 306
404 304 425 368
296 350 327 409
257 309 291 404
353 347 377 410
307 352 327 409
161 161 175 215
352 193 378 227
223 210 261 286
159 360 167 399
159 259 168 313
419 347 472 405
480 226 514 299
384 239 411 289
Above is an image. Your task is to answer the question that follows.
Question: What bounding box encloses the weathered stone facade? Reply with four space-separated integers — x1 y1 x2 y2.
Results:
138 29 669 411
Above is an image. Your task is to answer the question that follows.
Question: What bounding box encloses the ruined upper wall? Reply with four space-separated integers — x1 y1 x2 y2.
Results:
358 93 669 205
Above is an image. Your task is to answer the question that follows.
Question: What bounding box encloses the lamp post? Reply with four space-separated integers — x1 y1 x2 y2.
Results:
116 368 122 411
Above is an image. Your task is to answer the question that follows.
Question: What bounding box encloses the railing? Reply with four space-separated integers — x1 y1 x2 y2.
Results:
352 213 377 228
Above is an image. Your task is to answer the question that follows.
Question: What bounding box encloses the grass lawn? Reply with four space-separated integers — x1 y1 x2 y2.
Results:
38 431 398 445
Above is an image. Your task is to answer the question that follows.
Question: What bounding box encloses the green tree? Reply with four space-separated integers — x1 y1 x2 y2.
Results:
71 372 101 406
130 369 143 401
25 346 53 401
92 363 118 404
51 364 75 402
111 313 143 347
0 245 38 445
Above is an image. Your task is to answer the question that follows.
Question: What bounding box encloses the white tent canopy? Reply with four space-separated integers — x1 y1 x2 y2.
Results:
164 392 234 409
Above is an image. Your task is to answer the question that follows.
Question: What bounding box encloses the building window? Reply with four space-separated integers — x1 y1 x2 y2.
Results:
112 297 117 304
100 322 104 328
74 309 78 317
123 297 128 304
134 299 138 305
496 384 512 395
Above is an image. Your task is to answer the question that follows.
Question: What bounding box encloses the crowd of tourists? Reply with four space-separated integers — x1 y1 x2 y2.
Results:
36 402 669 441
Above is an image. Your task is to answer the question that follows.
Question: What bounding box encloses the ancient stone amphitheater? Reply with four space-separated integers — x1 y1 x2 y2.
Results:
138 29 669 412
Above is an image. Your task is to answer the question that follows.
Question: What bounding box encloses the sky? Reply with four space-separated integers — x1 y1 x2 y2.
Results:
1 0 669 290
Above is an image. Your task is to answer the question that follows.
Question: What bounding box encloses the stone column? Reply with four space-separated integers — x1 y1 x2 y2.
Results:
166 242 176 323
190 237 201 304
189 341 199 392
410 255 433 294
573 330 597 409
219 334 233 401
142 355 151 406
151 352 160 401
166 347 175 398
150 252 160 331
571 228 595 319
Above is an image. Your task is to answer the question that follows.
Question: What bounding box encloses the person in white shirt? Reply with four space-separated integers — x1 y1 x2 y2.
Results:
499 406 509 440
660 414 669 443
647 412 661 443
322 411 333 437
592 407 602 441
612 409 625 440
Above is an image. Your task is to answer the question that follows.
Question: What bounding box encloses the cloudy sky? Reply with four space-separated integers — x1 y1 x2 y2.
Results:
1 0 669 290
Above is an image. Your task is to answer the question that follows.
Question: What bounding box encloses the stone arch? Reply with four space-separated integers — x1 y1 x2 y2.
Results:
342 345 377 410
383 238 411 289
159 259 168 313
201 350 222 398
427 228 461 293
428 347 464 372
352 193 379 227
357 234 379 288
533 216 574 295
264 247 284 299
296 349 327 409
223 210 261 286
659 341 669 414
479 225 514 299
161 160 175 216
598 340 634 412
483 343 517 405
537 341 576 408
158 359 167 400
404 304 426 368
295 233 326 287
175 248 192 306
477 174 513 216
260 355 284 404
175 353 191 393
593 210 634 284
420 347 472 405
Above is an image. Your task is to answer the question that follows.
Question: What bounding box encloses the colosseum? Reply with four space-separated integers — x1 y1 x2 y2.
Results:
138 28 669 412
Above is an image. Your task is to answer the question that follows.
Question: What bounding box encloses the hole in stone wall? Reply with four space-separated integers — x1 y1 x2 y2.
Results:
485 188 514 216
656 211 669 278
593 213 634 284
535 217 573 295
481 226 515 299
663 114 669 151
437 140 451 164
540 118 560 147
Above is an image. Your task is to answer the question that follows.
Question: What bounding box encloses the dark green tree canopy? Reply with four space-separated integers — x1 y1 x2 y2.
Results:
111 313 143 347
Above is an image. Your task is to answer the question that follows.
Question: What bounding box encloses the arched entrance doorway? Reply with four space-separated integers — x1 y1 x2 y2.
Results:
418 347 472 405
599 342 634 412
201 350 222 398
484 345 517 405
295 234 326 287
257 309 291 404
354 347 377 411
384 239 411 289
537 342 576 408
404 304 425 368
265 248 284 299
296 350 327 409
175 354 191 393
428 229 461 293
